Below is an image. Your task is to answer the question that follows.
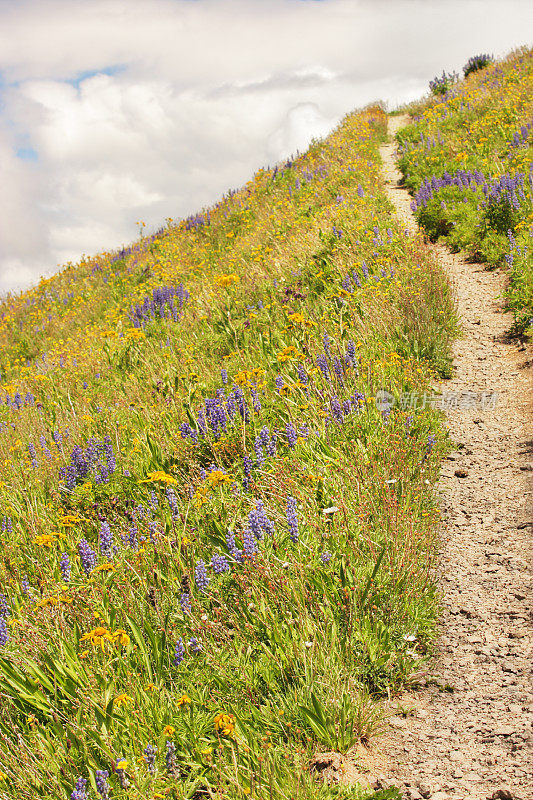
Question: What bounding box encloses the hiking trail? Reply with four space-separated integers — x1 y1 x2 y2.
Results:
370 114 533 800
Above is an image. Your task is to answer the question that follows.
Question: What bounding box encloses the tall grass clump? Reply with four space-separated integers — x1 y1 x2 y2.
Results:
0 104 455 799
397 46 533 335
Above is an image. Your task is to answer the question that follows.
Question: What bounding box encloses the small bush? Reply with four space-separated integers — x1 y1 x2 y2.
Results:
463 53 494 78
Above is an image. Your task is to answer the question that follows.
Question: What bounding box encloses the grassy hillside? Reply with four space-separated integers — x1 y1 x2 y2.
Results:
397 47 533 334
0 105 456 799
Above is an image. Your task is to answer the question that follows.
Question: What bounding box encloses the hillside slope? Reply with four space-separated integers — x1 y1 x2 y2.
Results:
0 106 457 799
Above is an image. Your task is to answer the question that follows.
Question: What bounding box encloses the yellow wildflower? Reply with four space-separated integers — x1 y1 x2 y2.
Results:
112 629 131 647
34 534 54 547
35 595 72 609
206 470 232 488
214 712 236 736
91 563 115 574
287 312 305 324
80 626 114 650
114 694 134 708
144 683 157 692
162 725 175 737
139 470 177 485
125 327 145 340
177 693 191 706
214 273 239 287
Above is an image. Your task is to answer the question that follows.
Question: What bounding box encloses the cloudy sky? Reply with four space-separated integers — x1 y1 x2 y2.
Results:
0 0 531 293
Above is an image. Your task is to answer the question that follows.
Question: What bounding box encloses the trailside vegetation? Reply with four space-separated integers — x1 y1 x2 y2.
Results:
398 47 533 335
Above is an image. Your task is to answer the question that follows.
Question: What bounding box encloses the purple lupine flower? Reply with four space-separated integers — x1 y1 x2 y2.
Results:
331 397 344 423
166 487 179 518
255 499 274 536
266 431 277 457
70 778 88 800
221 368 228 385
275 375 284 391
320 551 332 564
316 354 330 380
173 638 185 666
226 530 244 562
232 384 250 421
180 591 191 615
259 426 270 446
254 436 265 468
28 443 38 469
333 357 344 385
129 525 139 551
78 539 96 575
103 436 116 473
248 509 263 540
144 745 157 774
194 560 209 592
99 521 113 557
59 552 71 582
341 274 353 293
165 741 178 776
0 617 8 647
21 576 30 595
0 594 10 618
323 333 332 357
251 386 262 413
95 770 110 799
189 636 203 653
211 554 230 574
296 363 308 385
242 528 257 557
286 497 299 542
286 422 298 449
346 340 356 361
299 424 310 440
243 455 253 490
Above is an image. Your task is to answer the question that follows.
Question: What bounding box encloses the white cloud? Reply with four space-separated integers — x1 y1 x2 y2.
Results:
0 0 532 292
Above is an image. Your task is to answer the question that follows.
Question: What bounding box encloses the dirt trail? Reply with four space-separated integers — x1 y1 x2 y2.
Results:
374 115 533 800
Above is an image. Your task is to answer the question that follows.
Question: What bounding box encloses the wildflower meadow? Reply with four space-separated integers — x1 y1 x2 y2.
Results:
0 102 458 799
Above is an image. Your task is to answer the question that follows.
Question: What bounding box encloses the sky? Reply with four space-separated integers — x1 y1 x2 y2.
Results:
0 0 531 294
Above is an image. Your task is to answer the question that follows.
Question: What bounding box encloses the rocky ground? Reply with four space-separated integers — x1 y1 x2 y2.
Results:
365 116 533 800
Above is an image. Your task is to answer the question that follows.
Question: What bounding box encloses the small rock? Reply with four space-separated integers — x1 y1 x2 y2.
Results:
519 462 532 471
455 469 469 478
493 725 514 736
488 790 515 800
417 783 431 798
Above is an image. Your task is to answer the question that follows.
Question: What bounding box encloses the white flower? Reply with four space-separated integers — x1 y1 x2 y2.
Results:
403 634 416 641
322 506 339 515
304 641 313 648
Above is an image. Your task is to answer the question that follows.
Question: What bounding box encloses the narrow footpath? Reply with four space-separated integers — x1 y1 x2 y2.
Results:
375 116 533 800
